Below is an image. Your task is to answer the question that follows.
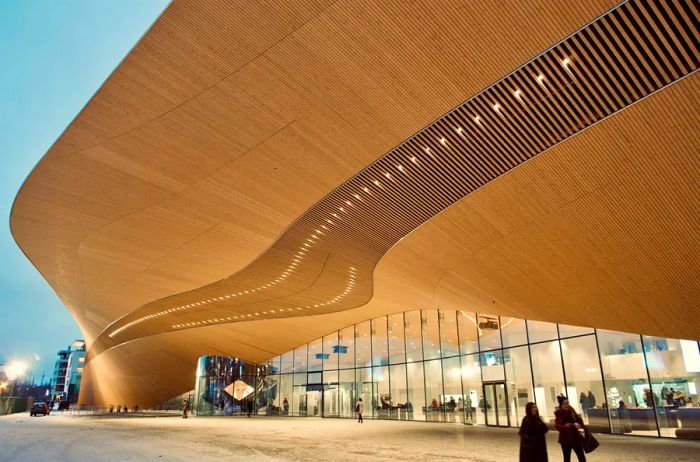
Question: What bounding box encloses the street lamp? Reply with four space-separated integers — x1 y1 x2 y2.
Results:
5 361 27 397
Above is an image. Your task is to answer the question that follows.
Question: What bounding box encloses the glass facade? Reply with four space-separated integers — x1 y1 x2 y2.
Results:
194 355 257 416
194 311 700 439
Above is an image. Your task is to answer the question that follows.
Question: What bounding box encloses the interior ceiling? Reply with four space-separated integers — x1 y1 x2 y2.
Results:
10 0 700 406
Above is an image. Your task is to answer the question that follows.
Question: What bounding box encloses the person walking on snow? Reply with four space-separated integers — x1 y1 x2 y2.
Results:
356 398 364 423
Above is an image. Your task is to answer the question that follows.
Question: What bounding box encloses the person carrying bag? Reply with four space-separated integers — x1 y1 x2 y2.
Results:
555 396 587 462
582 428 599 454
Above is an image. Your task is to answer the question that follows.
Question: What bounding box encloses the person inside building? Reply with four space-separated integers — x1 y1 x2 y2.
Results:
519 402 548 462
579 392 589 419
587 391 596 409
555 396 586 462
182 399 189 419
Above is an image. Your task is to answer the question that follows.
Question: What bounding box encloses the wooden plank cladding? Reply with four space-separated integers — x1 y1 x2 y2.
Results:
89 0 699 359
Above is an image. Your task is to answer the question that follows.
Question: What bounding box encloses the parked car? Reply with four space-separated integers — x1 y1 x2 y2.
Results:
30 402 49 417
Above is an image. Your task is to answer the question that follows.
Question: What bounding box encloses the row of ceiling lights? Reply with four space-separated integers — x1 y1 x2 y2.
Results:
171 267 357 329
109 57 574 339
108 222 334 338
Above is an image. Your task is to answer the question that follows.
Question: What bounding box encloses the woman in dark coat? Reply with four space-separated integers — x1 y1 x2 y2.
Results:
555 396 586 462
519 402 549 462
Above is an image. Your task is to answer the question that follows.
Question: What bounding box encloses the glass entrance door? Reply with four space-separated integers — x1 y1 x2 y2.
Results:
483 382 509 427
306 389 322 417
323 384 339 417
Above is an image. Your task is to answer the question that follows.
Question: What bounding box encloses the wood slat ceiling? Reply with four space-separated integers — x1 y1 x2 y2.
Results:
12 0 619 344
78 72 700 407
87 0 700 358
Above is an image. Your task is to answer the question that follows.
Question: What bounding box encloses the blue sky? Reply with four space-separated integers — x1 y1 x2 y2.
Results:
0 0 169 382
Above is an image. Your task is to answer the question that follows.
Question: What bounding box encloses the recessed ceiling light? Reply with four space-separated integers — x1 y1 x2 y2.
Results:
439 137 447 145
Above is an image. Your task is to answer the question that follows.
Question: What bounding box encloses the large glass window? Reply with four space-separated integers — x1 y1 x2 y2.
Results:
355 321 372 368
254 309 696 440
477 314 501 351
338 326 355 369
278 374 293 416
442 356 464 423
560 336 607 428
406 361 426 421
643 336 700 438
323 370 339 417
504 346 534 427
458 311 479 354
404 311 423 362
293 345 307 373
461 354 481 424
323 332 339 371
424 359 444 421
292 373 307 416
356 366 373 419
280 351 294 374
338 369 355 418
371 316 389 366
261 374 279 415
596 330 654 436
373 365 390 419
530 340 565 423
389 364 408 420
440 310 460 358
422 310 441 360
501 317 528 347
308 338 323 372
559 324 594 338
480 349 505 382
388 313 406 364
267 356 280 375
527 320 558 343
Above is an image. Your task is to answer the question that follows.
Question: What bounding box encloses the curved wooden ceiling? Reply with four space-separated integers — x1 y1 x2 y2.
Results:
11 0 700 406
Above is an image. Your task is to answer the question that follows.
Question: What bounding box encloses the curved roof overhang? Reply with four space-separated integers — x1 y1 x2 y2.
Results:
10 0 700 406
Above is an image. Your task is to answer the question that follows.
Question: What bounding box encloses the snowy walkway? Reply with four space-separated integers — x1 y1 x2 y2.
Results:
1 412 698 461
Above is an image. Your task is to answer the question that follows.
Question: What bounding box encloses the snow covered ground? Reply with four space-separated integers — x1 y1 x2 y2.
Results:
1 412 698 461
